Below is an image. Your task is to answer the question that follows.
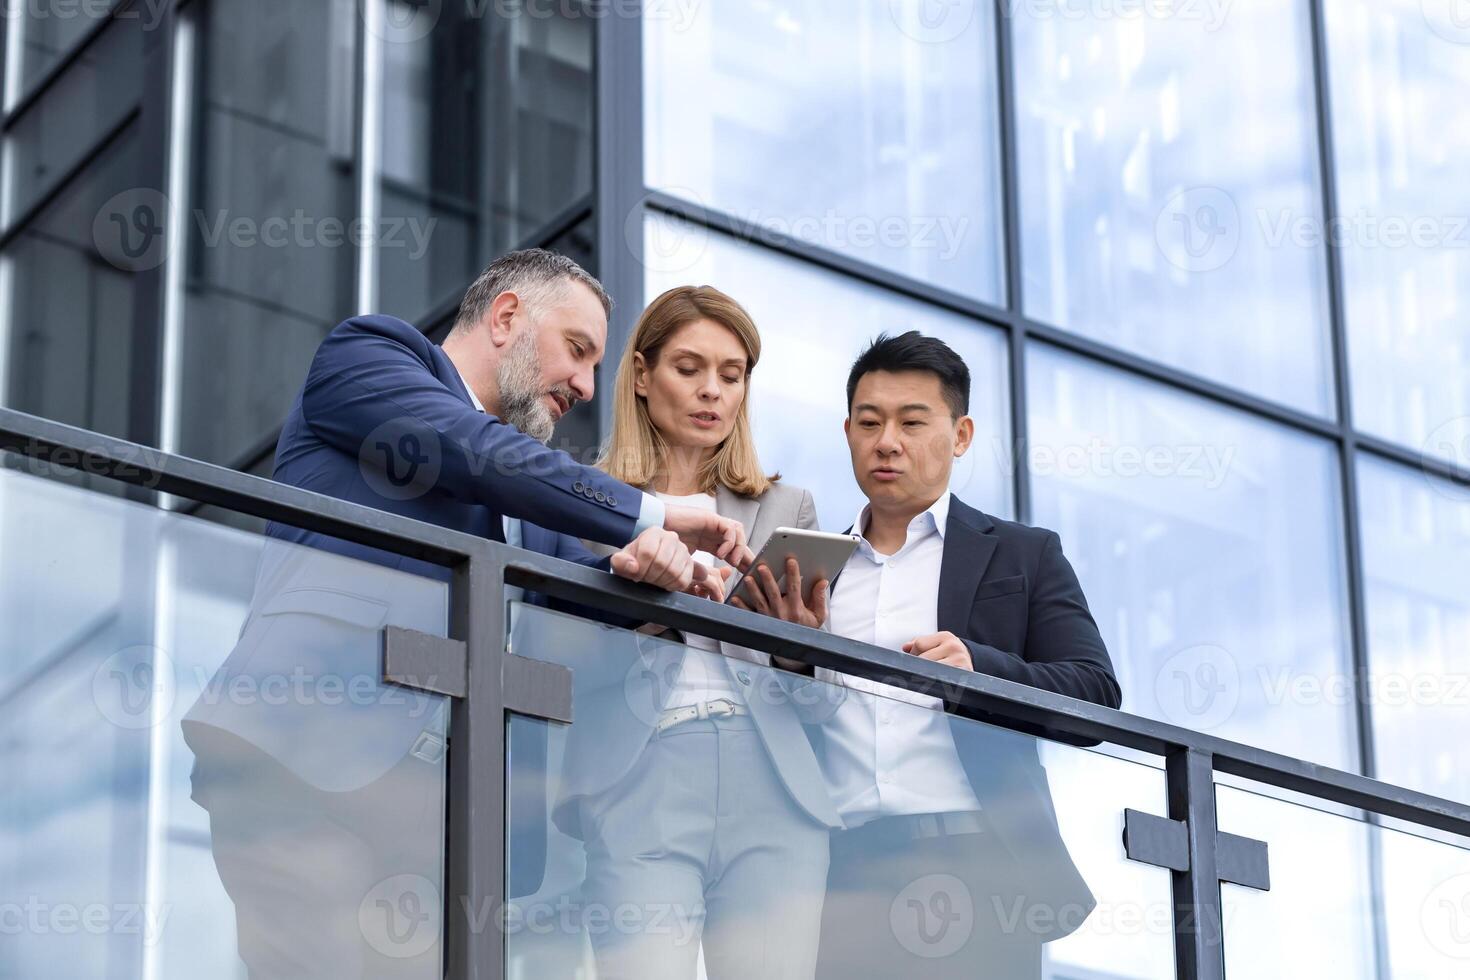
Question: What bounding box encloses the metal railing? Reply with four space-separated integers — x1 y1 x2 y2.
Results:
3 405 1468 980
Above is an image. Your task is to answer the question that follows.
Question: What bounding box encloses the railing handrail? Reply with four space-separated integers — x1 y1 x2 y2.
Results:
5 405 1469 843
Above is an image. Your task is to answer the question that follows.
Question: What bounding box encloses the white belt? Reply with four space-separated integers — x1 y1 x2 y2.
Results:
654 698 749 735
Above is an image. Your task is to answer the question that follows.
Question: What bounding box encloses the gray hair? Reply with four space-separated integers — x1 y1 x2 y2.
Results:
452 248 611 334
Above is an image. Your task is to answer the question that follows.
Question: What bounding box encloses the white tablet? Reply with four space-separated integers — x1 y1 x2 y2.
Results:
724 526 860 606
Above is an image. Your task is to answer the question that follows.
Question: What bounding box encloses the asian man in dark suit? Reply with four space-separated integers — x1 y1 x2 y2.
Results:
181 250 753 979
802 331 1122 980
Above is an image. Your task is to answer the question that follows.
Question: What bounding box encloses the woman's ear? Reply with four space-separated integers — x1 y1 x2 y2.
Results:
632 351 650 398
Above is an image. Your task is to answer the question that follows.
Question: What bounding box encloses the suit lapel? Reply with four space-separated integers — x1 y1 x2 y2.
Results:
937 497 998 635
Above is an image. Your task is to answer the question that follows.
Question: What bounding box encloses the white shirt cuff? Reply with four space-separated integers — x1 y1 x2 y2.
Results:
634 492 666 541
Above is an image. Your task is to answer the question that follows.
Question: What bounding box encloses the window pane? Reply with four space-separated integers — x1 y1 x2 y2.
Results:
645 0 1005 304
377 0 594 323
3 0 119 109
1 16 142 230
1013 1 1334 416
0 465 451 977
1357 456 1470 804
1215 785 1378 980
1327 0 1470 466
1027 345 1355 768
173 0 357 466
644 213 1012 530
1 130 137 441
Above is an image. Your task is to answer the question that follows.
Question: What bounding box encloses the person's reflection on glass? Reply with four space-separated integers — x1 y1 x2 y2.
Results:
182 543 450 979
810 333 1122 978
559 287 842 980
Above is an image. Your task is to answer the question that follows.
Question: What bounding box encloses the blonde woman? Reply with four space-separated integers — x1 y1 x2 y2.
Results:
556 286 838 980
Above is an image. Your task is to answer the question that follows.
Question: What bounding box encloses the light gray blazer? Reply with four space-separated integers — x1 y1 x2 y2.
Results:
548 481 844 837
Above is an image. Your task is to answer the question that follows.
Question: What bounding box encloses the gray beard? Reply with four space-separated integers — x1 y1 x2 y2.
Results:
495 329 556 443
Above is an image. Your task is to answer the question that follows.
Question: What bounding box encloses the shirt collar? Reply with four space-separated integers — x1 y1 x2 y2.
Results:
851 491 951 548
447 358 486 413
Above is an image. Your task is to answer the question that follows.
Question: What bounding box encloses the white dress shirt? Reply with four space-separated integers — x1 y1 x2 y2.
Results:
654 491 742 710
817 492 982 827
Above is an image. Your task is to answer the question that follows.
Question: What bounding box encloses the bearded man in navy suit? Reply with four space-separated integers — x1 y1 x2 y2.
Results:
183 250 752 979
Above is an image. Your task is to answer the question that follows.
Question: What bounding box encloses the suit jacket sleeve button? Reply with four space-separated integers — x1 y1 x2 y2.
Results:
608 496 617 507
573 481 586 494
595 491 607 503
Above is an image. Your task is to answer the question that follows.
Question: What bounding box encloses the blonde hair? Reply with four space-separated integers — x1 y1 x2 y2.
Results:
600 285 778 497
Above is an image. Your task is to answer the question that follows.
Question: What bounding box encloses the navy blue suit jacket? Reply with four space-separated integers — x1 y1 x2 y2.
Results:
267 314 641 577
263 314 646 896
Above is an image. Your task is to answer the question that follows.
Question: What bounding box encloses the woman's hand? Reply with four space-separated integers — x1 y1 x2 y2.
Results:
730 556 828 629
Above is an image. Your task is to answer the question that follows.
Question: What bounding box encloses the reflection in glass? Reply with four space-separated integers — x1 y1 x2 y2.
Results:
0 465 450 979
377 0 594 323
1 131 137 440
1011 0 1334 415
1027 345 1355 768
1327 0 1470 466
1 14 141 232
173 0 358 466
506 600 1174 980
1217 782 1470 978
644 213 1012 530
1357 457 1470 804
2 0 117 109
645 0 1005 303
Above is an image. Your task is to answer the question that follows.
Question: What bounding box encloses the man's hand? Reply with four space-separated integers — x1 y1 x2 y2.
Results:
730 556 829 630
663 503 755 571
903 632 973 671
610 527 706 593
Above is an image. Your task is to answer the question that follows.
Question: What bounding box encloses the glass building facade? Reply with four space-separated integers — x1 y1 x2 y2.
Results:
1 0 1468 977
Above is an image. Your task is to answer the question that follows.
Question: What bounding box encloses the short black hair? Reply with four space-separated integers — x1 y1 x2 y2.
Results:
846 331 970 419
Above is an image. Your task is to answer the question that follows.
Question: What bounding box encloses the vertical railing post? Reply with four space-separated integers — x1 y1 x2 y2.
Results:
445 543 508 980
1168 748 1225 980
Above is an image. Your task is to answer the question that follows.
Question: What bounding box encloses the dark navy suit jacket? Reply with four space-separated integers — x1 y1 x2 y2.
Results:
832 495 1120 941
267 314 642 577
259 314 647 895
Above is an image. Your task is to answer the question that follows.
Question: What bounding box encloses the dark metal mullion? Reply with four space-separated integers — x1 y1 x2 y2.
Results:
993 0 1030 524
592 4 644 437
1357 431 1470 488
129 2 177 458
1305 2 1392 978
350 0 370 309
1168 748 1225 980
